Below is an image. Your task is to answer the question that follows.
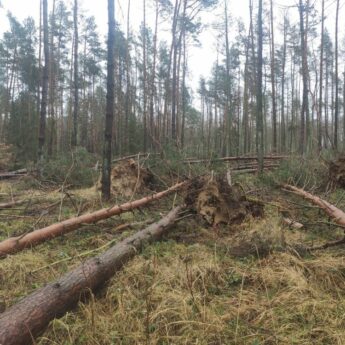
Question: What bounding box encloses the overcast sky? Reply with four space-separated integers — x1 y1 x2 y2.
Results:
0 0 344 91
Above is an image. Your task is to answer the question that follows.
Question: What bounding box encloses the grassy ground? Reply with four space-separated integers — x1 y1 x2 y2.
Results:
1 162 345 345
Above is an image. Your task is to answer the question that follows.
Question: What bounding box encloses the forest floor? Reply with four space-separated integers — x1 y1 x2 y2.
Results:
1 158 345 345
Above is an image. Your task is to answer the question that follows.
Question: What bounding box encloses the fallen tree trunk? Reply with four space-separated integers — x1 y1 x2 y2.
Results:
0 207 182 345
282 184 345 227
184 155 286 164
0 169 27 180
0 180 187 257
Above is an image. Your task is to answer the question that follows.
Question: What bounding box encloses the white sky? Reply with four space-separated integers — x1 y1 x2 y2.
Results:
0 0 344 91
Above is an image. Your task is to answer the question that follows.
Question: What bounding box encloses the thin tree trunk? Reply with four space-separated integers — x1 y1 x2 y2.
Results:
38 0 49 163
71 0 79 147
124 0 131 153
298 0 308 154
149 0 159 149
281 13 287 152
101 0 116 199
269 0 277 152
318 0 324 152
256 0 264 173
334 0 339 149
142 0 148 150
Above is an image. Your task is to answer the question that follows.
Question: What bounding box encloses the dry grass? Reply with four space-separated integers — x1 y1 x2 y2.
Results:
1 175 345 345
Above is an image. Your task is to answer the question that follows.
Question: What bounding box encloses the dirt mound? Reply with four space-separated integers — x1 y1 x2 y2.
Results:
98 159 154 197
185 176 263 226
329 156 345 188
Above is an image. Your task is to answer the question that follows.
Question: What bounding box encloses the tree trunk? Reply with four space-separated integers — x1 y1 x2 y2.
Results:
124 0 131 154
38 0 49 163
256 0 264 173
334 0 339 149
101 0 116 199
0 181 187 257
280 13 287 152
0 207 182 345
298 0 308 154
71 0 79 147
269 0 277 152
318 0 324 152
149 0 159 149
142 0 148 151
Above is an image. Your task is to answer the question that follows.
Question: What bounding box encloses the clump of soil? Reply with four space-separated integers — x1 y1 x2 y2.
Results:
329 156 345 188
185 176 263 226
98 159 154 197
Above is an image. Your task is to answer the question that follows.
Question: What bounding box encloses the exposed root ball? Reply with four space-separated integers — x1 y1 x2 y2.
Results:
185 176 263 226
98 159 154 197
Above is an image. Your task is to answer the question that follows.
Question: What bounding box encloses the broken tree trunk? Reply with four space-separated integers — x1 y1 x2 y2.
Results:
0 207 182 345
0 180 187 257
282 184 345 227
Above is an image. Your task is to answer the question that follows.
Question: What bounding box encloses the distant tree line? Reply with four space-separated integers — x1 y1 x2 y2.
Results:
0 0 344 165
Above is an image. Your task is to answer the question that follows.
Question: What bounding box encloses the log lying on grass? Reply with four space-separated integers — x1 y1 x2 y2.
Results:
0 207 182 345
282 184 345 227
0 180 187 258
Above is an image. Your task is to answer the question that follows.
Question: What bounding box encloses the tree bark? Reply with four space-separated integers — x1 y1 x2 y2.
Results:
0 207 182 345
0 181 187 257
